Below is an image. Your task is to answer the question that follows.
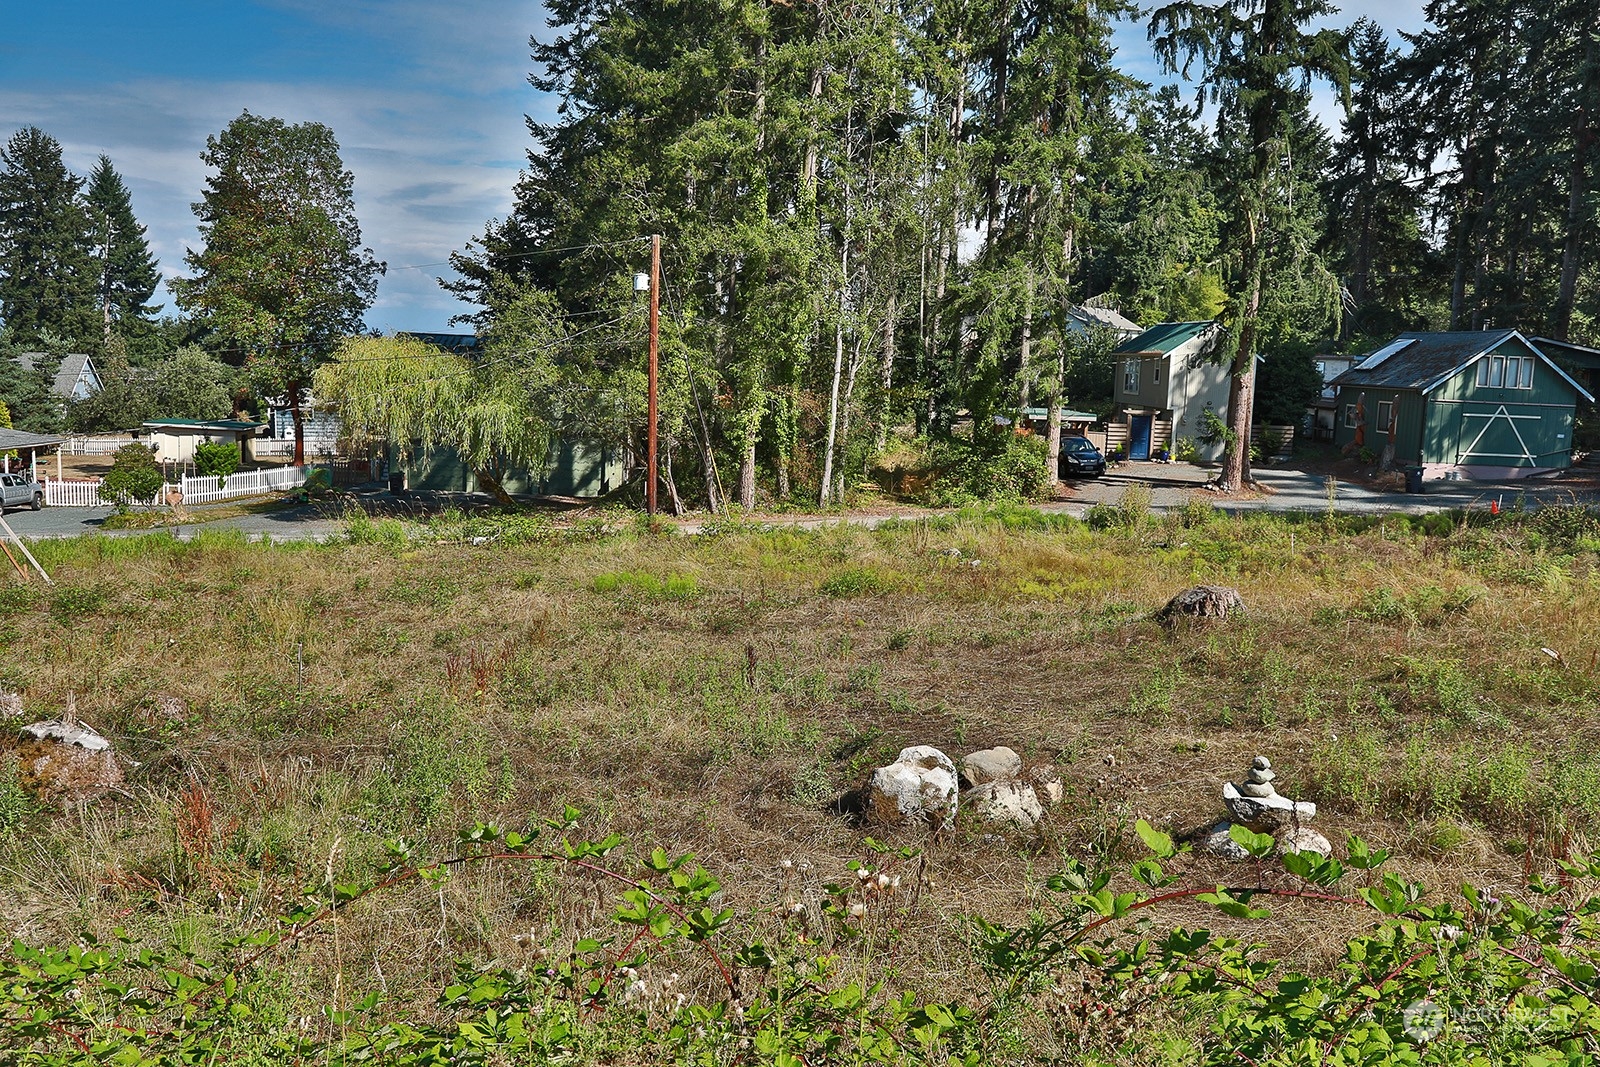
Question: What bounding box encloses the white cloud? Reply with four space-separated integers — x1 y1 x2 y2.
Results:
1 1 555 332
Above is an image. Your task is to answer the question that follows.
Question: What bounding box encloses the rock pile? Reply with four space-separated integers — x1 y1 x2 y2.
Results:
1196 756 1330 859
866 744 1062 832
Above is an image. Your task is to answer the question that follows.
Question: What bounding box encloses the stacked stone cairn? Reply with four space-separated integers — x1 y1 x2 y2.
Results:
1197 756 1331 860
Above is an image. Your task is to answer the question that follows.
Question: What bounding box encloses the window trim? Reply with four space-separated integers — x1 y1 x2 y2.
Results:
1376 400 1393 429
1124 359 1139 393
1344 403 1359 429
1477 354 1536 390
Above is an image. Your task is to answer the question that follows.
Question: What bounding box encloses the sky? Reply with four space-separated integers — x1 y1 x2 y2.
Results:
1 1 1429 336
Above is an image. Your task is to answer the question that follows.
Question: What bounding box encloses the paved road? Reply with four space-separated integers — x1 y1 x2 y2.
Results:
2 464 1596 542
1060 462 1600 517
0 499 345 542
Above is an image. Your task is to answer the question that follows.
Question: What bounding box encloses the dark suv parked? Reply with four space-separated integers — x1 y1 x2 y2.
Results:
1058 436 1106 478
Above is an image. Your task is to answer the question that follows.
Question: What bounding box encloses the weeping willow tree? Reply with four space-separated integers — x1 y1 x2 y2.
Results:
317 296 570 503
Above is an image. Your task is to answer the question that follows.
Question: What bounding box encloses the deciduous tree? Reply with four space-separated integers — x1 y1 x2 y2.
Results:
172 111 383 464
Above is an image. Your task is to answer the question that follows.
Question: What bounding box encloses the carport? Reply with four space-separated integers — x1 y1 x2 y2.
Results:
0 428 64 478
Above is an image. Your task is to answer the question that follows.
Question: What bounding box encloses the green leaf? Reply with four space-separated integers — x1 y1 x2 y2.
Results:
1135 819 1175 858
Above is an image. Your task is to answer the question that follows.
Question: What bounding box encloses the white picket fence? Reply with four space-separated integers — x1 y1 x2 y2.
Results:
43 465 315 508
179 465 310 505
63 435 138 455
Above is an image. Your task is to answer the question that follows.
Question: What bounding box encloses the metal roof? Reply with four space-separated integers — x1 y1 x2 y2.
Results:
1331 330 1595 402
1020 407 1101 423
1533 337 1600 371
1113 321 1215 355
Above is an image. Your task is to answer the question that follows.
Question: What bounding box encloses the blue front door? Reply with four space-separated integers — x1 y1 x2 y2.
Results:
1129 415 1153 460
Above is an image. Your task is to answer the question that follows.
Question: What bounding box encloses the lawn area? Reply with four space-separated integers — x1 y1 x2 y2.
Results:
4 502 1600 1064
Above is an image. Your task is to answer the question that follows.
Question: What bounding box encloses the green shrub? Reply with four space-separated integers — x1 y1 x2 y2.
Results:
926 432 1050 504
101 443 164 507
192 441 241 483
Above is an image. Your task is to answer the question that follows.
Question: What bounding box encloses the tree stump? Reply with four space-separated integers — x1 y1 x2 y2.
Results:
1156 585 1246 625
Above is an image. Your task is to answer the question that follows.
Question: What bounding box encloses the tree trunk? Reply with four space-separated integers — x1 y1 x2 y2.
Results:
1017 268 1034 409
475 466 515 506
1220 230 1264 491
835 333 865 503
287 380 306 466
876 290 897 452
662 436 684 516
1045 352 1063 487
821 317 846 507
738 441 756 510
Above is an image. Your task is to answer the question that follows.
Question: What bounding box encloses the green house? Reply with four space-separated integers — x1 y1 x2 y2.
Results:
1331 331 1594 479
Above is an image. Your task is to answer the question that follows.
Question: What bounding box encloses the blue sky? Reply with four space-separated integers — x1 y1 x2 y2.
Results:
1 1 1427 335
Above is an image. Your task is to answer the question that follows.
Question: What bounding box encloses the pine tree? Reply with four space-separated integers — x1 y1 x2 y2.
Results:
0 127 98 349
84 155 161 337
1150 0 1350 491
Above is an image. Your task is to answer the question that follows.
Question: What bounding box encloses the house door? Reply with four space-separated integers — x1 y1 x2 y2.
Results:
1129 415 1153 461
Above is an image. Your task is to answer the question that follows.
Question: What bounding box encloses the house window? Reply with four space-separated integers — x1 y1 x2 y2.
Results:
1124 360 1139 393
1344 403 1359 429
1376 400 1393 429
1153 361 1162 385
1477 355 1536 389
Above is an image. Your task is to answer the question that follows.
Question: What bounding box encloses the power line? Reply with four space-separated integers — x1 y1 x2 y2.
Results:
384 235 653 272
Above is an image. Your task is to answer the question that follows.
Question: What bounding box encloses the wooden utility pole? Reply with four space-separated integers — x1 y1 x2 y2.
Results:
646 233 662 516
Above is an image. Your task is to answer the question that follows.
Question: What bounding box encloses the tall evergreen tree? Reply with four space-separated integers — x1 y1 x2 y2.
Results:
1149 0 1350 491
1325 21 1438 340
172 111 383 464
0 127 97 349
84 155 162 338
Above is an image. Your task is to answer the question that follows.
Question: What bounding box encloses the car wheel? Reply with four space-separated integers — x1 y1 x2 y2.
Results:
32 493 43 510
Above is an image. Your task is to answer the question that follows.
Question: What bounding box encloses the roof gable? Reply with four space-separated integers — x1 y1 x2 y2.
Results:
13 351 97 398
1067 304 1141 334
1113 321 1215 356
1331 331 1595 403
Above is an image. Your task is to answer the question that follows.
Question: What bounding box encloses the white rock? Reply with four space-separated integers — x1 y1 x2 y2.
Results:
868 746 958 830
1195 822 1251 861
960 746 1022 787
1029 766 1065 808
1277 828 1332 858
20 720 111 752
1222 781 1315 831
964 780 1044 830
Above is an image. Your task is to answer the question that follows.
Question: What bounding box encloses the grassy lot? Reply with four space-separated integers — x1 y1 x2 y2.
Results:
3 501 1600 1063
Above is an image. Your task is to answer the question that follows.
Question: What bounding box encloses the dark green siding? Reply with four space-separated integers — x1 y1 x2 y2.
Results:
1422 337 1579 468
388 440 628 497
1332 389 1425 462
1333 336 1583 470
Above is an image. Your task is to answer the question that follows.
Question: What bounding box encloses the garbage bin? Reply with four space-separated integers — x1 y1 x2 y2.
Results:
388 471 406 494
1404 466 1424 494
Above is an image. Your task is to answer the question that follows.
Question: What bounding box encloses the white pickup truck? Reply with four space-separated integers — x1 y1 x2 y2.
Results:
0 472 44 512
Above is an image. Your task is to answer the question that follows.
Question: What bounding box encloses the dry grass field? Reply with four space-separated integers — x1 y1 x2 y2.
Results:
3 500 1600 1063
